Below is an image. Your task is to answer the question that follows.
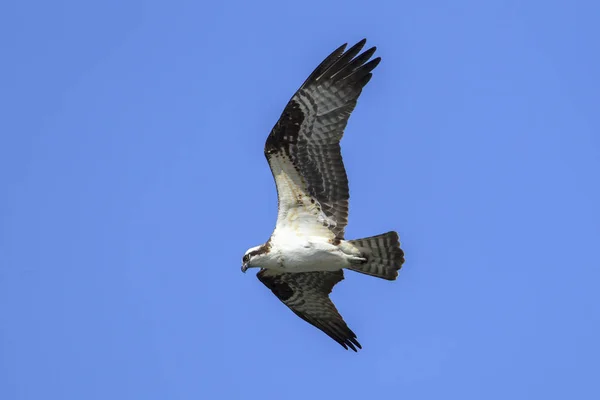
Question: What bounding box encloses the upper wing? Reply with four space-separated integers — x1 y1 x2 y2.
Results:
265 39 381 240
257 269 361 351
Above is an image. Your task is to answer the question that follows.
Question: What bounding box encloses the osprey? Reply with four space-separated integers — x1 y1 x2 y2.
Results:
242 39 405 351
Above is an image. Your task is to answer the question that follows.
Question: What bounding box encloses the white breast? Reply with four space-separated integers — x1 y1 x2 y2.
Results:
269 233 350 272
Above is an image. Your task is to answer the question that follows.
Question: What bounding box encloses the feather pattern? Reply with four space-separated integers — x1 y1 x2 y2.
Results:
257 269 361 351
265 38 380 240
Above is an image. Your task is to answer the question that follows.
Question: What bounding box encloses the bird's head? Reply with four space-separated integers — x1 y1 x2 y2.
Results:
241 243 271 273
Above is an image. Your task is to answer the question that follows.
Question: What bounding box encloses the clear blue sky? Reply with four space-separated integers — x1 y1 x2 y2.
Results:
1 0 599 399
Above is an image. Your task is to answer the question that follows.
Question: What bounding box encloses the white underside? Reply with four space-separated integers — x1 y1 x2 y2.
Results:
259 231 365 273
249 154 363 273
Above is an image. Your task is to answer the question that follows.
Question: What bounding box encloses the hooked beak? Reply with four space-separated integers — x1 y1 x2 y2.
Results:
241 263 248 273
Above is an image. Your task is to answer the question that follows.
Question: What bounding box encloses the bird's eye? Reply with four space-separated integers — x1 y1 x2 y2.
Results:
243 254 249 263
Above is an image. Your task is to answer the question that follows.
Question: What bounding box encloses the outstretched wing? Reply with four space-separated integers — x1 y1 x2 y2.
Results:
265 39 380 240
257 269 361 351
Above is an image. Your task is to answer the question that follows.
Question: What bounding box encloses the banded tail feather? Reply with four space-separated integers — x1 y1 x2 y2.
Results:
348 231 405 280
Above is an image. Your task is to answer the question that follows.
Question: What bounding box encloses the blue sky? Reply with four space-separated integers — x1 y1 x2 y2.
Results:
1 0 599 399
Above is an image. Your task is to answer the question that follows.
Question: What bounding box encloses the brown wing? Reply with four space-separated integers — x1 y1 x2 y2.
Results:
265 39 381 240
257 269 361 351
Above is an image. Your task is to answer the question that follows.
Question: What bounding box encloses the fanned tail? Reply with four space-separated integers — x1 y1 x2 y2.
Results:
347 231 405 280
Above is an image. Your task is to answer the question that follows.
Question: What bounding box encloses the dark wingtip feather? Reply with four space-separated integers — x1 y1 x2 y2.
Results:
314 319 362 352
300 42 348 88
361 57 382 76
350 339 362 352
319 39 370 81
346 335 362 352
337 329 361 352
351 38 367 50
301 39 379 89
358 73 373 87
331 46 377 82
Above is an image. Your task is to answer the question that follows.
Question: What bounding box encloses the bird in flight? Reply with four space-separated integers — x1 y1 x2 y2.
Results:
242 39 405 351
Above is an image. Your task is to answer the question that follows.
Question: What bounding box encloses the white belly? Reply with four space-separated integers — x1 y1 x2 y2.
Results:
268 235 352 272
